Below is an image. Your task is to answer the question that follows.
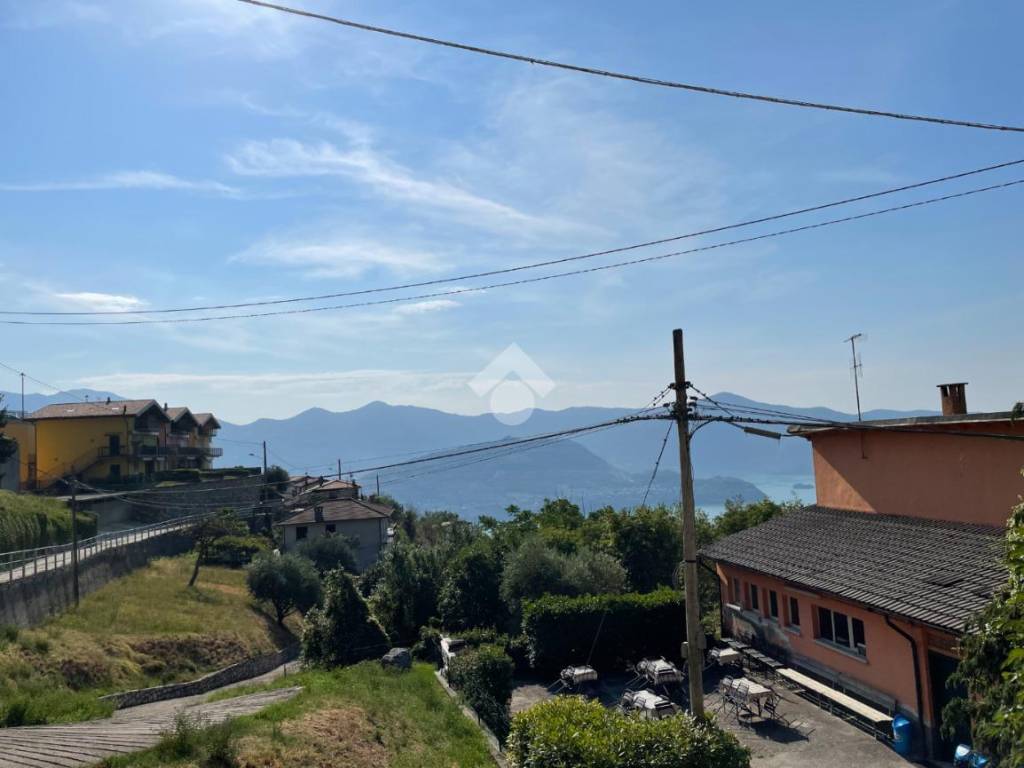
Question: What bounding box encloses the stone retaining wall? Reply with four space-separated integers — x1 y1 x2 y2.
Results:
0 531 194 628
102 644 301 709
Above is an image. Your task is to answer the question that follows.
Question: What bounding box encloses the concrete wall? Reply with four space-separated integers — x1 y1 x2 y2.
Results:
0 530 194 628
101 644 299 709
809 423 1024 527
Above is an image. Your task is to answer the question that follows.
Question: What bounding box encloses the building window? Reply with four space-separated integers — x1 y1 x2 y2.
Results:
325 524 336 534
731 577 741 604
817 606 867 656
788 596 801 627
768 590 779 619
296 526 308 541
749 583 759 612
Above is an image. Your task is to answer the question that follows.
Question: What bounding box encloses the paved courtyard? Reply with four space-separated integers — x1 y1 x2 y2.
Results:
511 668 919 768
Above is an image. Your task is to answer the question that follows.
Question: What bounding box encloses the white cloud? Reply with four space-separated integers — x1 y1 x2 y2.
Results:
0 171 240 196
233 235 448 279
225 138 567 235
2 2 109 30
52 291 146 312
393 299 460 315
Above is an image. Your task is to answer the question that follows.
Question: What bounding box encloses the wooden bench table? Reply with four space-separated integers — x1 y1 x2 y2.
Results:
777 667 893 738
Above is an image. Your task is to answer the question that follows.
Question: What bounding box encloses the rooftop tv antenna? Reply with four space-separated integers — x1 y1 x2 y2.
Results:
844 333 866 420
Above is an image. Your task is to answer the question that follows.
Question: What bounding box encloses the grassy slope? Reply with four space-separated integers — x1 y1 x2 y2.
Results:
0 489 97 552
103 663 496 768
0 555 297 725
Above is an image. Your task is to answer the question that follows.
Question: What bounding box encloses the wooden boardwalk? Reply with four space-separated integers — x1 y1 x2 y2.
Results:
0 686 300 767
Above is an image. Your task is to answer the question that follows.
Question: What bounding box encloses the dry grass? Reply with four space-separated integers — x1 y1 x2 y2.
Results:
0 555 298 724
236 707 389 768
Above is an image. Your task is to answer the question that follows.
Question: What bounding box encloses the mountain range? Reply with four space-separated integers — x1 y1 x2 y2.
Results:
1 388 935 519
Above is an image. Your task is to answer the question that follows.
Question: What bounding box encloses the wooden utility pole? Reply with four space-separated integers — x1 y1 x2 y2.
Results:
69 478 80 607
262 441 268 475
672 328 704 716
337 459 342 480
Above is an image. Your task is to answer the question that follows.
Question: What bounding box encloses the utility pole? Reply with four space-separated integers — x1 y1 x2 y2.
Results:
20 372 25 418
262 441 268 475
69 478 80 607
845 333 864 420
376 473 380 498
337 459 342 480
672 328 704 717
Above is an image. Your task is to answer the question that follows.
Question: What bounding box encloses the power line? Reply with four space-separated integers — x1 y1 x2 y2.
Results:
0 360 87 403
640 422 673 508
236 0 1024 134
5 158 1023 318
9 176 1024 327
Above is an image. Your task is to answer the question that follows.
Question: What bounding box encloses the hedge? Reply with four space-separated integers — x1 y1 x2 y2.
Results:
0 490 97 553
522 587 684 673
203 534 270 567
507 697 750 768
448 643 514 741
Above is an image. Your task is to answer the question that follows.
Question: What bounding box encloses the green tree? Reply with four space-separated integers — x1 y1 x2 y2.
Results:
439 539 506 631
246 552 321 626
563 548 628 595
262 465 289 498
188 510 247 587
369 539 444 644
296 534 358 575
303 569 390 666
500 535 568 613
0 396 18 485
943 495 1024 765
606 505 683 592
713 497 796 538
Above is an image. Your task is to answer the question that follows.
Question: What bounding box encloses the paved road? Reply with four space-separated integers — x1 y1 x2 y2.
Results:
0 523 193 586
0 664 301 768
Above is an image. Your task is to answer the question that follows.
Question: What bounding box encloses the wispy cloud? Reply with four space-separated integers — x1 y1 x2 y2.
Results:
2 2 109 30
0 171 240 196
225 137 567 235
232 234 449 279
394 299 460 315
53 291 146 312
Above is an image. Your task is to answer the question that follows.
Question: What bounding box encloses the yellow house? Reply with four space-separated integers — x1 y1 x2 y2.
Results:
28 399 173 488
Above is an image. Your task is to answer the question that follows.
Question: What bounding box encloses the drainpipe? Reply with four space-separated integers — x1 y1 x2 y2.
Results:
884 614 924 743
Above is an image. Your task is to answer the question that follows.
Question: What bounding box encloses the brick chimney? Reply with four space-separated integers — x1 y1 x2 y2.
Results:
314 505 324 523
937 382 968 416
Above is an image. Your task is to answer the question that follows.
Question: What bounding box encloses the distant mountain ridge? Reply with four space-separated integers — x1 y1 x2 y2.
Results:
1 388 936 519
0 389 125 417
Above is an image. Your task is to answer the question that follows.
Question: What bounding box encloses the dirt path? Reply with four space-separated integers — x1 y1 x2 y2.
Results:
0 663 301 768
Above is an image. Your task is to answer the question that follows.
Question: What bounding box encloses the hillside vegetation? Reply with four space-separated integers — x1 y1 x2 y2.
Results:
0 555 297 725
101 663 495 768
0 490 97 553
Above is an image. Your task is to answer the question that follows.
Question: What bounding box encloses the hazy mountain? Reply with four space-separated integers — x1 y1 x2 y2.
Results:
215 394 935 518
2 387 934 519
0 388 125 417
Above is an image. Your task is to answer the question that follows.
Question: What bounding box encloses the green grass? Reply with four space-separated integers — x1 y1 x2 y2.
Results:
102 663 496 768
0 555 297 726
0 490 97 552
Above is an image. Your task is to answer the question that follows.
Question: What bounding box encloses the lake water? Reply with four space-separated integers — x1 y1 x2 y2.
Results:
700 473 816 518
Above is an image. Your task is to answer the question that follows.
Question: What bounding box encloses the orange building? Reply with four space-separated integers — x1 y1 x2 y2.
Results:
701 383 1020 759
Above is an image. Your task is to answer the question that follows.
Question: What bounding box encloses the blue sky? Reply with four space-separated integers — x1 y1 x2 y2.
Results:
0 0 1021 424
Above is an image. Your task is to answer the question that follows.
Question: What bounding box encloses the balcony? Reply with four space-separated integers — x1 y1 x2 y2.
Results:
172 446 223 457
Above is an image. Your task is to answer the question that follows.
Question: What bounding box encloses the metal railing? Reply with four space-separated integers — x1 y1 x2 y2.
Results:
0 512 213 584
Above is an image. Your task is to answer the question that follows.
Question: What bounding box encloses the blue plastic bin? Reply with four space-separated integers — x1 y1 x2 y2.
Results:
892 715 912 757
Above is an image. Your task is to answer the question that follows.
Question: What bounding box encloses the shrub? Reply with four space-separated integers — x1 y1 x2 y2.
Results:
412 625 443 663
522 588 685 673
303 570 390 667
0 490 97 553
246 552 321 626
154 468 202 483
368 540 444 645
297 534 358 576
204 534 270 567
448 644 514 741
155 712 240 768
507 696 750 768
